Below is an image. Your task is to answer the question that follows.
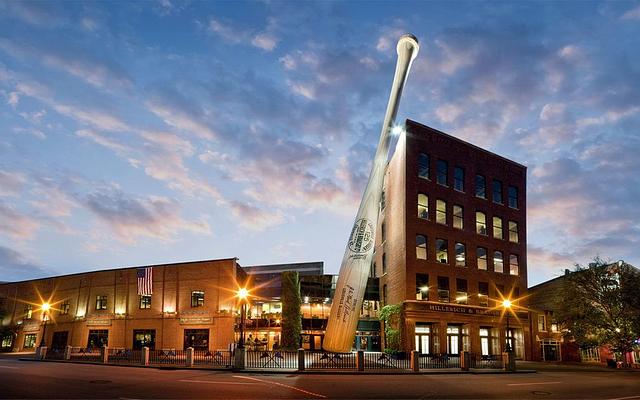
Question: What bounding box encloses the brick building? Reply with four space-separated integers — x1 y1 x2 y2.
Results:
374 119 532 359
0 258 243 352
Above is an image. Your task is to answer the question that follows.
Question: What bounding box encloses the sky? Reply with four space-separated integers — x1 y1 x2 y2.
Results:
0 1 639 286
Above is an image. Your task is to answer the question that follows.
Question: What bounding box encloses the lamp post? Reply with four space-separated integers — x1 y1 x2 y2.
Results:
502 299 512 353
39 303 50 347
237 288 249 349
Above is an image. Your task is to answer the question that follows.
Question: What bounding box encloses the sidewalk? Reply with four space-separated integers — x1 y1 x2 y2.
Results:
517 360 640 373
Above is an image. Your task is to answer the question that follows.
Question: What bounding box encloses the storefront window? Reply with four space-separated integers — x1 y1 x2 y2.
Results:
23 334 37 349
414 324 431 354
87 329 108 348
133 329 156 350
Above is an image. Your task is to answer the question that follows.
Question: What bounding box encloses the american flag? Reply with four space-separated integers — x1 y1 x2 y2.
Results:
137 267 153 295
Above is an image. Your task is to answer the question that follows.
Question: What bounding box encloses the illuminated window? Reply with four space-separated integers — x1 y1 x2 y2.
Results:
456 279 468 304
455 242 466 267
510 254 519 276
508 221 519 243
60 301 70 315
551 323 559 333
493 180 503 204
494 251 504 273
493 216 503 239
538 315 546 332
478 282 489 307
24 305 33 319
191 291 205 307
475 174 486 199
418 193 429 219
437 276 450 303
23 334 37 349
139 295 152 309
436 199 447 225
416 273 429 300
436 238 448 264
454 167 465 192
95 295 107 310
418 153 430 179
416 235 427 260
508 186 518 209
436 159 448 186
453 205 463 229
477 247 487 270
476 211 487 235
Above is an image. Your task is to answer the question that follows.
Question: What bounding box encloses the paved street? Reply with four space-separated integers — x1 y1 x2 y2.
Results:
0 357 639 399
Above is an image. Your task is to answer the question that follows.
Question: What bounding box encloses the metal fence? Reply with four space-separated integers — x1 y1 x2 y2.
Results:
305 351 356 369
44 347 66 360
246 350 298 369
418 354 460 369
149 349 186 365
363 352 411 370
69 347 102 363
193 350 233 368
108 348 142 365
469 353 503 369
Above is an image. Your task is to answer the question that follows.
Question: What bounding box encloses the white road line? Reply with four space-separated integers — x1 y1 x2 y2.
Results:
234 375 328 399
179 379 256 385
0 365 19 369
507 381 563 386
605 396 640 400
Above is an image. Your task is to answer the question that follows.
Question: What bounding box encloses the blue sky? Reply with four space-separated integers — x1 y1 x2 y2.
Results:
0 1 639 286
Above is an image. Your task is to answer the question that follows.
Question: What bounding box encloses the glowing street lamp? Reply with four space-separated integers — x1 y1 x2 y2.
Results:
502 299 512 353
39 302 51 347
237 288 249 349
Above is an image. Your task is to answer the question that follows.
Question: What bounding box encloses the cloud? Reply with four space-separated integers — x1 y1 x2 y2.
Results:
76 129 130 154
0 170 25 197
84 189 210 244
0 200 40 240
229 201 284 230
621 5 640 20
252 33 278 51
208 18 246 43
6 91 19 107
0 245 50 282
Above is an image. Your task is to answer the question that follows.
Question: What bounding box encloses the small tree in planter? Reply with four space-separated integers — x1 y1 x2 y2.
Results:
280 271 302 350
379 304 402 356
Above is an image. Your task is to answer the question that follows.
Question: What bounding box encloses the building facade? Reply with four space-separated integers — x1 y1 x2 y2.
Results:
374 119 532 359
0 258 242 352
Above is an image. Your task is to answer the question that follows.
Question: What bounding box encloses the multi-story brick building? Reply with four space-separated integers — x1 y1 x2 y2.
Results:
374 119 532 359
0 258 243 352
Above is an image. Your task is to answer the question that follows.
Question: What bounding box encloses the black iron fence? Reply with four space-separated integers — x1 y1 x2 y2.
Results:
108 348 142 365
148 349 186 365
193 350 233 368
44 347 65 360
305 351 356 369
246 350 298 369
469 353 503 369
363 352 411 370
418 354 460 369
69 347 102 363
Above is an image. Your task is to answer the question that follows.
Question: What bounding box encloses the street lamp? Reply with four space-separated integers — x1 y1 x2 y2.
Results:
502 299 512 353
237 288 249 349
39 302 50 347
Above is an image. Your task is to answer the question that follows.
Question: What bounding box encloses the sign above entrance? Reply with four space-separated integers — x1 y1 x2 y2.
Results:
408 301 501 316
179 317 213 325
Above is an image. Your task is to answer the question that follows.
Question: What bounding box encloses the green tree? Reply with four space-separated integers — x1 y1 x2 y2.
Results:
379 304 402 353
557 257 640 364
280 271 302 350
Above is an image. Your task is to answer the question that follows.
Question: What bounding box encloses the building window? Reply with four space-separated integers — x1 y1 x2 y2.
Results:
454 166 465 192
418 193 429 220
382 284 388 306
436 238 448 264
477 247 488 270
508 186 518 209
436 199 447 225
494 251 504 273
133 329 156 350
380 189 386 210
493 216 503 239
415 323 431 354
87 330 109 348
551 323 559 333
437 276 449 303
418 153 430 179
478 282 489 307
416 235 427 260
476 211 487 235
1 334 12 349
60 301 70 315
455 242 466 267
382 253 387 274
191 291 205 307
452 205 463 229
370 261 376 278
416 273 429 300
139 295 152 309
493 180 503 204
381 222 386 242
480 328 490 356
475 174 486 199
508 221 519 243
509 254 519 276
95 295 107 310
23 334 37 349
455 279 468 304
24 304 33 319
538 315 546 332
436 159 448 186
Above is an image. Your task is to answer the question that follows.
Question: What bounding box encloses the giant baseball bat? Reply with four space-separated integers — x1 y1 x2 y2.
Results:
323 34 420 352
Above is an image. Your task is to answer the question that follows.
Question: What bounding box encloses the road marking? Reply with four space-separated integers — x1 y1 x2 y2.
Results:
179 379 256 385
234 375 327 398
507 381 562 386
0 365 19 369
605 396 640 400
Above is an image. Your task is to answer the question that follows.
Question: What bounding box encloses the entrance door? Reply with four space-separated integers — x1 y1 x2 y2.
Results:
313 335 322 350
133 330 156 350
51 331 68 350
415 325 431 354
184 329 209 350
479 328 490 356
446 326 460 355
